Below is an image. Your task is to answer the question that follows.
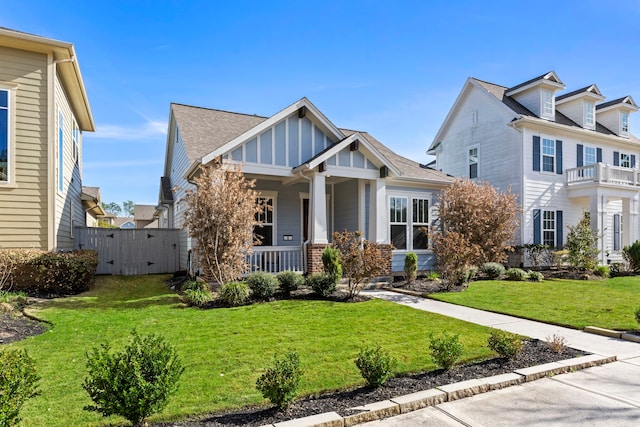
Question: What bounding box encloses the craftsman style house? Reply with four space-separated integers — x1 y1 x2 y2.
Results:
158 98 454 274
0 27 95 250
429 71 639 264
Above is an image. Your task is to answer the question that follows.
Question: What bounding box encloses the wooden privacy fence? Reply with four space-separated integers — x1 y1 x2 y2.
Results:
74 227 181 275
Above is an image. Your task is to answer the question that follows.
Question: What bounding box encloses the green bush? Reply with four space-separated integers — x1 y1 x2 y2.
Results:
0 349 39 427
218 282 250 307
427 271 440 280
429 333 463 370
463 266 478 283
594 265 609 278
487 329 522 360
183 287 212 307
83 330 184 427
256 352 304 411
505 268 527 281
322 246 342 284
481 262 505 279
634 307 640 326
276 271 303 296
307 273 336 297
182 280 208 292
354 345 397 388
527 270 544 282
246 272 278 300
404 252 418 283
623 241 640 272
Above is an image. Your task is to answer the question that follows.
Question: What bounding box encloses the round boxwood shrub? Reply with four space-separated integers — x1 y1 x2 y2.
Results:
307 273 336 297
276 271 304 296
481 262 505 279
256 352 304 411
487 329 522 360
428 333 463 370
527 270 544 282
354 345 397 388
218 282 250 307
505 267 527 281
246 272 278 300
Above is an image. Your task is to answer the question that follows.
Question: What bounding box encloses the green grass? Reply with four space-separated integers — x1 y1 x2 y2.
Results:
430 277 640 331
6 275 497 426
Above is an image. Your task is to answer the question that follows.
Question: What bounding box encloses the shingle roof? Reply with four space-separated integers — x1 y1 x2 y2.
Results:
134 205 156 221
595 96 637 110
82 186 100 200
171 103 267 164
555 84 602 101
506 71 563 93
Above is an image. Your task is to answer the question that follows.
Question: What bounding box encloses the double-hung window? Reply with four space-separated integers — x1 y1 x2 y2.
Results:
255 197 274 246
542 138 555 172
584 102 595 127
0 89 8 183
622 112 629 135
542 89 554 117
620 153 631 168
468 146 478 179
390 195 430 251
542 210 555 247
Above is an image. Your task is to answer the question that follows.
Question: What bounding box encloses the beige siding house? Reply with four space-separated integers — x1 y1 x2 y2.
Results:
0 27 95 250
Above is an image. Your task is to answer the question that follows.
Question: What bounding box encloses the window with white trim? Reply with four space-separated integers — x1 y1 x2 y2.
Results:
72 119 79 164
255 197 274 246
389 196 407 250
468 146 478 179
390 195 430 251
620 153 631 168
0 89 8 182
622 112 629 135
542 89 554 117
584 102 594 127
542 138 555 172
412 199 429 250
542 210 555 247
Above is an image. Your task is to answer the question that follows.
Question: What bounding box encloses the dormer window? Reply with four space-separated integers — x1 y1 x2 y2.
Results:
622 112 629 135
542 89 554 117
584 102 594 127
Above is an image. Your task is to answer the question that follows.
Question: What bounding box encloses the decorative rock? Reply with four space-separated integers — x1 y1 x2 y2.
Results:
343 400 399 426
437 378 490 400
514 362 569 381
483 372 525 390
391 389 447 413
558 354 616 370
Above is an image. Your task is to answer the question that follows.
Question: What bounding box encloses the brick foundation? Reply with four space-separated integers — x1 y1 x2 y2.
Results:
378 244 393 276
307 243 329 274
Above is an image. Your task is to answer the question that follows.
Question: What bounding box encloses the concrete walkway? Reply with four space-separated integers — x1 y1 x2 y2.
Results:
358 290 640 426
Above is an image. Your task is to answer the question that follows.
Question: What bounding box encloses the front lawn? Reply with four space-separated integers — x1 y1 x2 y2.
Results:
8 275 497 426
429 276 640 331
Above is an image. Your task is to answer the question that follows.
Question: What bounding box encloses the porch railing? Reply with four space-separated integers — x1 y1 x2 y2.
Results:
247 246 304 274
566 163 640 187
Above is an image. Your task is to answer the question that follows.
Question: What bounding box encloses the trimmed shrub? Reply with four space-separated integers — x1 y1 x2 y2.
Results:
322 246 342 284
404 252 418 283
594 265 609 278
505 268 527 281
307 273 336 297
481 262 505 279
256 352 304 411
0 349 39 426
218 282 250 307
487 329 522 359
623 241 640 272
276 271 303 296
527 270 544 282
83 331 184 427
183 287 212 307
354 345 397 388
182 280 208 292
246 272 278 300
429 333 463 370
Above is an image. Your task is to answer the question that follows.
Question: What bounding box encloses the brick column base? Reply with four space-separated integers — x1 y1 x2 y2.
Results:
307 243 329 274
378 244 393 276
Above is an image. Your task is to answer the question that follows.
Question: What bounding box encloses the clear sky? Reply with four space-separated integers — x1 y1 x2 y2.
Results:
2 1 640 207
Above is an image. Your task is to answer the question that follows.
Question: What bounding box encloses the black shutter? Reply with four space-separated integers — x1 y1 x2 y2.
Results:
577 144 583 167
614 151 619 166
533 209 541 245
614 214 621 251
533 136 540 171
596 148 602 163
556 210 563 248
556 140 563 174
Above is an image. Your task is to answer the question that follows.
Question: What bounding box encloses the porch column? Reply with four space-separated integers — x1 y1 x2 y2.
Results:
311 173 328 244
590 192 607 264
623 195 640 247
369 179 388 244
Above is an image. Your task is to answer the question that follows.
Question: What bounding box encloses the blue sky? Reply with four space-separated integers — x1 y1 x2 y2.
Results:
2 1 640 207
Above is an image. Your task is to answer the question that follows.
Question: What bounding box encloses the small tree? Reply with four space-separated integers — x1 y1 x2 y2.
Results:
430 180 519 287
404 252 418 283
183 163 263 284
331 230 387 298
322 246 342 284
565 212 599 270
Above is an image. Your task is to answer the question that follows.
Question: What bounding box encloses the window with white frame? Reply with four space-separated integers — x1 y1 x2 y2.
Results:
389 196 407 250
584 102 595 127
542 89 554 117
390 195 430 251
620 153 631 168
468 146 478 179
542 210 555 247
542 138 555 172
255 197 274 246
622 112 629 135
72 119 79 164
584 146 596 166
412 199 429 249
0 89 8 182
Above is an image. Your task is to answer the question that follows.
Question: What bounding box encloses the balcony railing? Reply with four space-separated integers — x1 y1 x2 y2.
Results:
247 246 304 274
566 163 640 187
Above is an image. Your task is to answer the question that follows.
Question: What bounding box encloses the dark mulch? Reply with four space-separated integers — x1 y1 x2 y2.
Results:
0 311 48 344
156 339 585 427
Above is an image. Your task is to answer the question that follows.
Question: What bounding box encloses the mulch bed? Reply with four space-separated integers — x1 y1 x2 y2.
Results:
0 311 48 344
156 339 585 427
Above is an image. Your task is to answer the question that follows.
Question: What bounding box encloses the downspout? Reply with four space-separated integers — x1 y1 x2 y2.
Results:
299 171 312 274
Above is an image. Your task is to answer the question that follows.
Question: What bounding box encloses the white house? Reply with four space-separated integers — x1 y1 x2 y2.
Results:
429 71 639 265
158 98 454 275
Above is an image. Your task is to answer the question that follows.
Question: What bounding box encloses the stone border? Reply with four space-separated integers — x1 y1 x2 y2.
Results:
258 354 615 427
585 326 640 343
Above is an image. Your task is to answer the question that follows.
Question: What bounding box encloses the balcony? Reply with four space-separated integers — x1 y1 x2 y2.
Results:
566 163 640 189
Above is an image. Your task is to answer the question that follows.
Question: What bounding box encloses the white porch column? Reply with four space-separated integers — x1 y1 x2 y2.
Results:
369 179 388 244
311 173 328 244
590 191 607 264
623 195 640 247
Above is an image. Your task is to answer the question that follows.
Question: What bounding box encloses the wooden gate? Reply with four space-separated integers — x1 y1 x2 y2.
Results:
74 227 181 275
